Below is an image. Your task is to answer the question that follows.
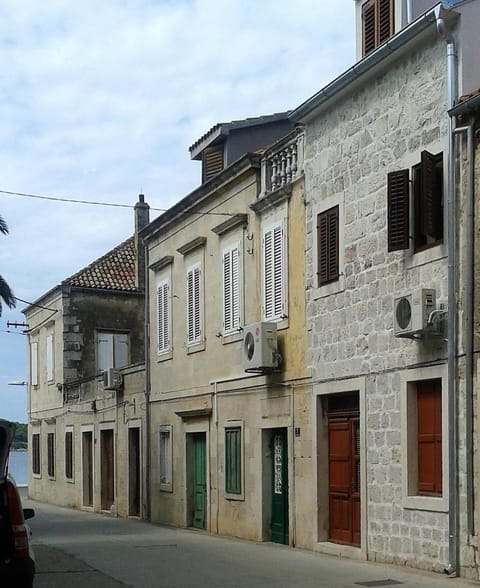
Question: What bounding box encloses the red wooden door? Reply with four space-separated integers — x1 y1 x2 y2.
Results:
328 413 360 546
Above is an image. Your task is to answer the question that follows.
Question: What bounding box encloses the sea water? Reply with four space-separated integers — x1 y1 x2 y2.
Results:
8 451 28 485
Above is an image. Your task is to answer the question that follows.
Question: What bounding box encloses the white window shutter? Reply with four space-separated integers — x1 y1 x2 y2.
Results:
187 265 201 345
263 229 274 319
194 266 201 340
30 342 38 386
46 335 54 381
263 222 284 320
98 333 114 372
273 224 284 317
231 246 240 329
114 333 129 368
157 281 170 353
223 246 240 333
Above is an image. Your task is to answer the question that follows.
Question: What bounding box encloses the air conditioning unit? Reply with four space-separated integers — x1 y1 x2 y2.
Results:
103 368 123 390
243 322 280 372
393 288 437 338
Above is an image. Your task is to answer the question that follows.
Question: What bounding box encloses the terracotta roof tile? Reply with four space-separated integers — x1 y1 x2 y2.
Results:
457 88 480 104
63 237 137 292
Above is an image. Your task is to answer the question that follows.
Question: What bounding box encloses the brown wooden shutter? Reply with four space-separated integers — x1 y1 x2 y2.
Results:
378 0 394 44
387 169 409 251
417 380 442 495
202 145 224 182
362 0 376 56
420 150 442 240
317 206 339 286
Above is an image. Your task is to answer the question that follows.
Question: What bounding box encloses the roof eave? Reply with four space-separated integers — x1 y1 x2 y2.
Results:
290 5 457 123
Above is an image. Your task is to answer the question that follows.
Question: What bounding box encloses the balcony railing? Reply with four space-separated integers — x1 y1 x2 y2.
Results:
261 130 304 196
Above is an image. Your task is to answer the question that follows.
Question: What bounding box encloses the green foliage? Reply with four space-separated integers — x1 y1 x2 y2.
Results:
11 422 27 450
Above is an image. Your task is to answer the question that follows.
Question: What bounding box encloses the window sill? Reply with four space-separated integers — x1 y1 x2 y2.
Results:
312 275 345 300
157 350 173 363
66 477 75 484
221 331 243 345
32 473 41 479
187 340 206 354
160 483 173 493
406 243 447 269
402 494 448 512
225 492 244 501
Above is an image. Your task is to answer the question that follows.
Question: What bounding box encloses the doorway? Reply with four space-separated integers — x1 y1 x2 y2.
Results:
100 429 115 511
128 427 141 516
187 432 206 529
82 430 93 507
327 393 360 546
270 428 289 545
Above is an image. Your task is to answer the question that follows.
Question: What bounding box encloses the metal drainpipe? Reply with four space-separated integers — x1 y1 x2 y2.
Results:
437 15 458 576
144 243 151 521
452 123 475 537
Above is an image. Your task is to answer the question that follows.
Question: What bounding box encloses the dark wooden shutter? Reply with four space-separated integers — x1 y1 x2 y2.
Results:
362 0 376 56
379 0 394 44
317 206 339 286
202 145 224 182
420 150 443 240
387 169 409 251
417 380 442 495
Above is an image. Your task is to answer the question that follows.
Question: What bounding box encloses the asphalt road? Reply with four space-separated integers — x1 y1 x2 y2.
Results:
23 492 479 588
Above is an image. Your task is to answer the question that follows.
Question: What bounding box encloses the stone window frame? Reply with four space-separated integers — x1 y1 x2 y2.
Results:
31 430 41 478
159 425 173 492
65 426 74 483
400 364 449 512
47 431 56 480
311 193 345 300
224 420 245 501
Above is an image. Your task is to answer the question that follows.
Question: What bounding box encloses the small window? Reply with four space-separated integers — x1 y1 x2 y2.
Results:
47 432 55 479
222 245 241 333
30 342 38 386
32 433 40 475
417 380 442 496
65 431 73 480
46 334 54 382
97 332 129 372
159 426 172 492
225 427 242 495
317 206 339 286
387 151 443 253
202 145 224 182
362 0 394 56
187 264 202 345
262 221 285 321
157 279 171 354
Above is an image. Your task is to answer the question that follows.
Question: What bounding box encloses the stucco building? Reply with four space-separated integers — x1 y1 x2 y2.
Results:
141 114 313 545
24 196 149 518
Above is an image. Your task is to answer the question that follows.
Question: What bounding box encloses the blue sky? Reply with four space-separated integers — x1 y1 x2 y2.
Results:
0 0 355 422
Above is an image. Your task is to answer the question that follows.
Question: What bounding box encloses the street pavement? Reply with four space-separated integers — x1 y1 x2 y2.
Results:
23 491 479 588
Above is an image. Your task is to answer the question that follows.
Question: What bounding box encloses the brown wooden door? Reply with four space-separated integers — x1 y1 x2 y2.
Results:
328 413 360 546
101 429 115 511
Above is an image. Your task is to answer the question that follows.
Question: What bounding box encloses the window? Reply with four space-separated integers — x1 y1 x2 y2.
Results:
262 221 285 320
97 332 129 372
388 151 443 253
159 426 172 492
157 278 171 354
46 334 54 382
317 206 339 286
225 427 242 495
65 431 73 480
47 432 55 478
187 264 202 345
222 245 241 333
362 0 394 56
417 380 442 496
30 342 38 386
202 145 224 183
32 433 40 475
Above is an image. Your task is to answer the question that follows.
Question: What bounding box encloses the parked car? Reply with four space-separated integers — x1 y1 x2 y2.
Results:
0 419 35 588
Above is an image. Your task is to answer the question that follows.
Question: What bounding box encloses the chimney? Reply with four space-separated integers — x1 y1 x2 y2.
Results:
134 193 150 290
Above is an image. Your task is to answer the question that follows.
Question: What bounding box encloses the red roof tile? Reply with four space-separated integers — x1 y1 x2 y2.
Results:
64 237 137 292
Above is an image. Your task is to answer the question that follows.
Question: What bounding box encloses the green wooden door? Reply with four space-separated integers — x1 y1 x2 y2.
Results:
192 433 206 529
271 428 289 544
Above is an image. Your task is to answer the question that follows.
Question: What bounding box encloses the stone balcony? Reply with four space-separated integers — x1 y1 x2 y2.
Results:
260 129 304 196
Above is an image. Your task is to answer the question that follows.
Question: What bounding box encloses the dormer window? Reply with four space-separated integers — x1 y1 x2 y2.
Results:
202 145 224 182
362 0 394 56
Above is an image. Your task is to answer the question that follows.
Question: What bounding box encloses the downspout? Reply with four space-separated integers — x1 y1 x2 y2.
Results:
437 14 458 576
144 243 151 521
452 123 475 538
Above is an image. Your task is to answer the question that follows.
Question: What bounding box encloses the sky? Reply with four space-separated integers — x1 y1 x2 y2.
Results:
0 0 355 423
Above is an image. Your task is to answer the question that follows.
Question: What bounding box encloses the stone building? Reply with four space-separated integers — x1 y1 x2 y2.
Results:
287 0 480 578
140 114 313 545
24 196 149 518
